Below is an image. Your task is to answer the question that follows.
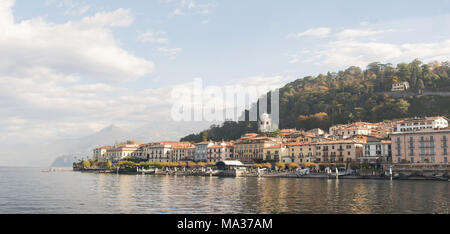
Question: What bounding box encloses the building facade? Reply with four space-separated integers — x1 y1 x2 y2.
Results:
194 141 214 162
395 117 448 133
361 140 392 165
314 140 364 163
93 146 111 162
234 134 282 163
263 144 287 163
286 142 316 164
391 81 410 92
390 129 450 164
144 141 178 162
207 142 234 163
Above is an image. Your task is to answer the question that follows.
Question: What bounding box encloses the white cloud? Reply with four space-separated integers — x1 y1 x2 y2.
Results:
200 19 209 24
79 8 134 27
168 1 217 17
139 30 169 44
296 39 450 68
45 0 91 16
0 2 153 82
156 47 183 59
227 75 292 90
336 29 393 39
0 0 161 145
285 14 450 68
287 27 331 39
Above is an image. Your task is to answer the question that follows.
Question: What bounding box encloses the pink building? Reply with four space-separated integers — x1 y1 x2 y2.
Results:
390 128 450 164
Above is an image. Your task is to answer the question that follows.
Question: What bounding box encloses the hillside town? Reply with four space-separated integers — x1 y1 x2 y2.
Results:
90 116 450 168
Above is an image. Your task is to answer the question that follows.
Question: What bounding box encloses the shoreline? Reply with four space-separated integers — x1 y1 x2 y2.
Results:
72 168 450 182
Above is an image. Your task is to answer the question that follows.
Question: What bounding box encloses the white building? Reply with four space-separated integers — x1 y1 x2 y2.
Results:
93 146 111 162
106 144 140 162
339 126 371 139
395 117 448 133
391 81 410 92
194 141 214 162
144 141 178 162
306 128 326 137
361 140 392 165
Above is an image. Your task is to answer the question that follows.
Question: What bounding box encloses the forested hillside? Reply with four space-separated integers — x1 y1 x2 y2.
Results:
181 60 450 142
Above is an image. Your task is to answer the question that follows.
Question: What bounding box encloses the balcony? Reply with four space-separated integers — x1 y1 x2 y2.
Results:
419 145 435 148
419 139 434 143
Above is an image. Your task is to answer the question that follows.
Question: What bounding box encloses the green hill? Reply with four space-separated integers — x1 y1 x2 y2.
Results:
181 59 450 142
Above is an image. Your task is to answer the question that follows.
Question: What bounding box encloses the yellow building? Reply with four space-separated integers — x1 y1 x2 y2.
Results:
286 142 316 164
314 140 364 163
263 144 287 163
234 134 282 163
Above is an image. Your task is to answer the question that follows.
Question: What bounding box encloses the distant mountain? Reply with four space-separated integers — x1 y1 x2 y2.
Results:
45 121 215 166
50 155 77 168
47 124 131 157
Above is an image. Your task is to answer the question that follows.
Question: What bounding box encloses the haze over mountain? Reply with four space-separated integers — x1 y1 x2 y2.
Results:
1 121 216 167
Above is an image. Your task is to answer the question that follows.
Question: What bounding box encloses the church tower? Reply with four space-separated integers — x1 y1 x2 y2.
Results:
258 113 272 133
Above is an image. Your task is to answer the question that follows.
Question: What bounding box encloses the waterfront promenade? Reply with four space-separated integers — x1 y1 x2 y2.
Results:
73 166 450 181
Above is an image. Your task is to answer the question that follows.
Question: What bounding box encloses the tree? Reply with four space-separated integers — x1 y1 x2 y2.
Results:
201 131 209 142
82 161 91 168
106 160 112 168
417 79 425 94
302 162 316 168
197 162 206 167
288 162 300 170
275 162 285 171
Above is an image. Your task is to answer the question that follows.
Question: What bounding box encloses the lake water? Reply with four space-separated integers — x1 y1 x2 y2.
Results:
0 167 448 214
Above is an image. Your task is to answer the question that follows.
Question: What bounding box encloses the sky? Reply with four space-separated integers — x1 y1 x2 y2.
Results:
1 0 450 165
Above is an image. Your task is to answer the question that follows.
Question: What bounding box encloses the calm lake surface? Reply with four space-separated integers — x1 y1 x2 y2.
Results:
0 167 448 214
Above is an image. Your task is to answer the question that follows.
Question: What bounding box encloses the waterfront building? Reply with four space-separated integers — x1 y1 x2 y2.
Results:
207 142 234 163
361 139 392 166
263 144 287 163
395 116 448 133
234 134 282 163
391 81 410 92
144 141 178 162
314 140 364 163
194 141 214 162
172 143 195 162
286 142 316 164
93 146 112 162
130 144 145 159
390 128 450 164
106 142 140 162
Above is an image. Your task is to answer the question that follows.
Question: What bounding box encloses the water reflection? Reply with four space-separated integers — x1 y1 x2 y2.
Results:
0 168 448 214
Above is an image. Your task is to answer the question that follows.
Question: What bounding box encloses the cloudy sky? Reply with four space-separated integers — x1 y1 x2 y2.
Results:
1 0 450 165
